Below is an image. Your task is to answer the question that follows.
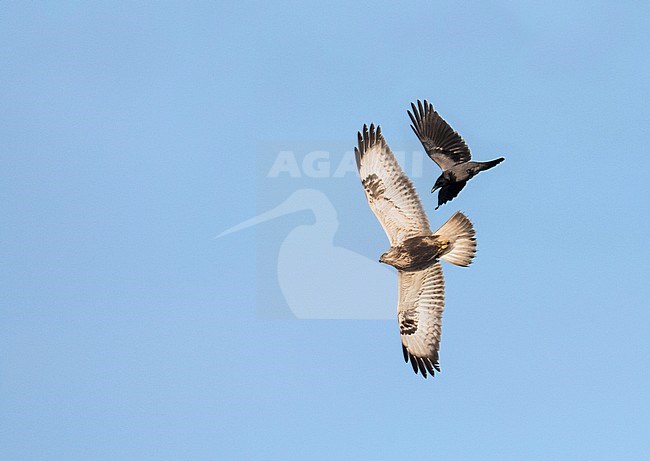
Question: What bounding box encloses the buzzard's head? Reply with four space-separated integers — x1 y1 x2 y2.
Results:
379 249 396 266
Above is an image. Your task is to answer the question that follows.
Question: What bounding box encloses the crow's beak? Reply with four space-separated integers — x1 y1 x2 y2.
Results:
431 185 440 193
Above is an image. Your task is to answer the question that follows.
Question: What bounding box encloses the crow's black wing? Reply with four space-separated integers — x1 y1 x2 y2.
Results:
436 181 467 209
408 100 472 170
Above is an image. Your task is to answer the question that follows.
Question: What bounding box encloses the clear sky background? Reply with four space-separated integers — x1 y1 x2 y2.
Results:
2 1 649 459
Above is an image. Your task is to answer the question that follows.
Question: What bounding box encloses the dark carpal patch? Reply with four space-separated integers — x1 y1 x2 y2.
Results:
361 173 386 201
399 310 418 335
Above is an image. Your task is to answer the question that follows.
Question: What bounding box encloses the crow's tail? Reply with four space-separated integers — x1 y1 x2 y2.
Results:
479 157 505 171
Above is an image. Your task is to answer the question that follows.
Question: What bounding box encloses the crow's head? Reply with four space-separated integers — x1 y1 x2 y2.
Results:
431 175 447 193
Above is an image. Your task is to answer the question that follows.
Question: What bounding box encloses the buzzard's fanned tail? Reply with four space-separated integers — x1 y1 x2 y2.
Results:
435 211 477 267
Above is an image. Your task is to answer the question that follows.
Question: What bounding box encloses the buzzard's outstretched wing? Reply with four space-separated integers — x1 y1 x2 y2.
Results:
408 100 472 170
398 262 445 378
355 124 430 246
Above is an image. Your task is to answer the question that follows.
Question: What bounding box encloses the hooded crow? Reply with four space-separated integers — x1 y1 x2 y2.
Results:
408 100 505 209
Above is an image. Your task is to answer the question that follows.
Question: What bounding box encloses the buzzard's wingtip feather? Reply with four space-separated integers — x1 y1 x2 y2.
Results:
410 356 419 374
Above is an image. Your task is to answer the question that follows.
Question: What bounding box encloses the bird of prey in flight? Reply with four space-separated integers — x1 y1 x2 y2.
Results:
355 124 477 378
408 100 505 209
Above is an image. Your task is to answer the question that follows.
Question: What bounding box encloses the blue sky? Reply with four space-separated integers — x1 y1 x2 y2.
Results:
1 1 649 459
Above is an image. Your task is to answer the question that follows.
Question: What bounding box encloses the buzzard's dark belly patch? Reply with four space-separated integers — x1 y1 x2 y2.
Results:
392 235 448 271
